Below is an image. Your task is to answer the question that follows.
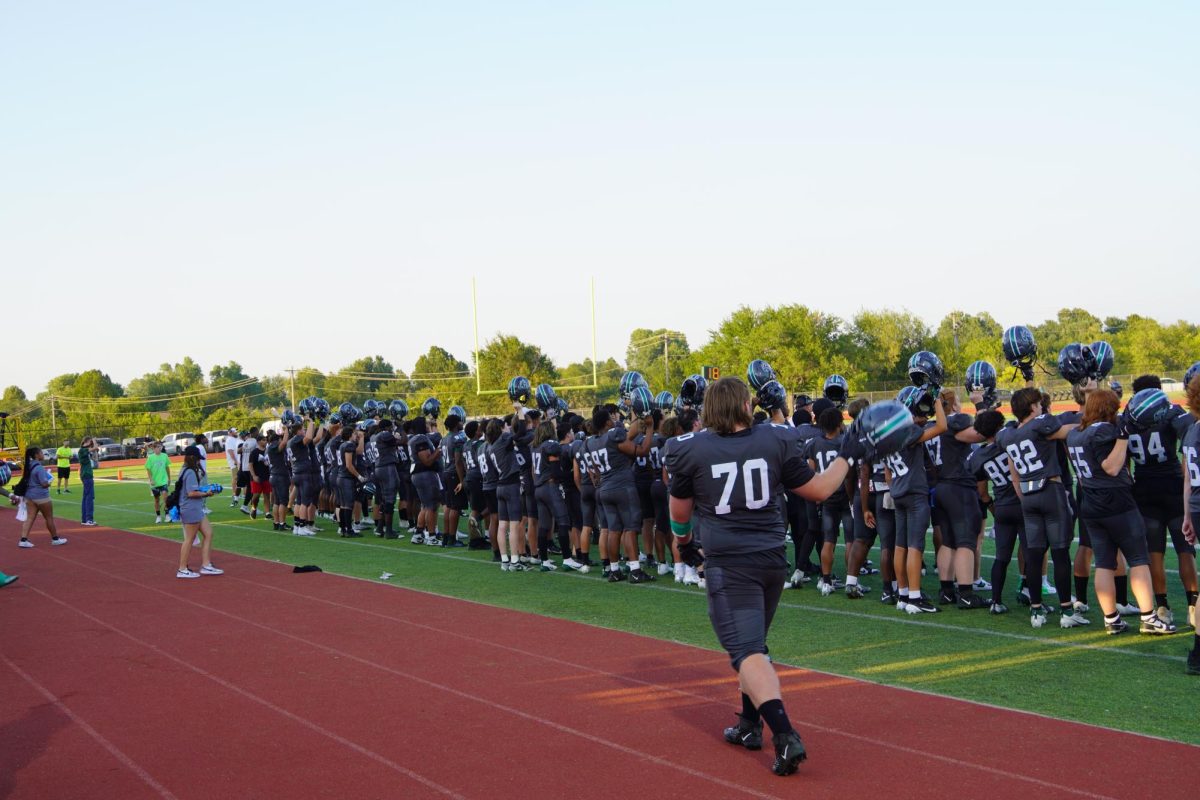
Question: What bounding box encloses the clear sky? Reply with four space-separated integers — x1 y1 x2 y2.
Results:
3 1 1197 396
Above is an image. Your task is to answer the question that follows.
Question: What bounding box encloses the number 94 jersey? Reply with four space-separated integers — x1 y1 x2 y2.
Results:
995 414 1063 483
663 423 815 557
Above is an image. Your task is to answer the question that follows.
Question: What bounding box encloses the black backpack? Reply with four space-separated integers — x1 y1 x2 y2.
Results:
166 467 198 513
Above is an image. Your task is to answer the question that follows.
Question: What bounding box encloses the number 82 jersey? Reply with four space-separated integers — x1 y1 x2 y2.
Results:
663 423 815 557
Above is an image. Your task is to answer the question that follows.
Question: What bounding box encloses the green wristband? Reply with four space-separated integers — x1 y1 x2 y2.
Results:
670 519 693 539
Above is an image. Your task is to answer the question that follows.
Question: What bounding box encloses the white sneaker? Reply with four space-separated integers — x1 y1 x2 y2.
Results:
240 505 251 514
18 539 33 548
818 579 834 596
1041 580 1055 596
683 566 700 585
540 560 557 571
1072 598 1090 613
176 568 201 579
896 599 910 613
1116 602 1140 616
656 562 670 576
307 524 323 533
578 563 590 574
1157 606 1174 626
456 530 469 542
155 516 163 524
973 577 992 591
638 552 647 562
293 526 315 537
674 564 685 582
51 537 68 546
200 564 224 575
1060 611 1090 628
82 520 97 527
410 532 423 544
1189 604 1196 630
697 578 706 589
904 600 922 615
562 557 582 571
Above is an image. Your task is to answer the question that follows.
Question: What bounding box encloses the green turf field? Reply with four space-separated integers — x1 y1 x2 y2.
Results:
28 462 1200 745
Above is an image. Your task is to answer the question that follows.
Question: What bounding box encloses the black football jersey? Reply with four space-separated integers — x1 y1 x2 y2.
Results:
486 430 521 484
533 440 562 486
883 426 928 499
996 414 1063 483
966 441 1018 507
1127 406 1192 482
1065 422 1135 517
585 424 635 488
664 423 814 557
935 413 976 487
408 434 438 473
1182 422 1200 515
287 434 311 472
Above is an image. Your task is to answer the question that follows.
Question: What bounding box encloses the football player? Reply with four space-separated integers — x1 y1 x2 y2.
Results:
803 407 854 596
286 411 318 535
1127 375 1199 626
1065 389 1175 635
587 403 656 583
967 410 1023 613
997 388 1084 629
486 409 528 570
532 419 574 570
930 390 990 608
1180 376 1200 674
666 377 909 776
440 414 468 547
337 423 367 538
887 386 948 613
370 418 402 538
407 416 443 545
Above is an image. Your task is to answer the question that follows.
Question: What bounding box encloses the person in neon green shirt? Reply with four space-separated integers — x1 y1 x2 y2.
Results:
55 441 73 494
145 442 173 524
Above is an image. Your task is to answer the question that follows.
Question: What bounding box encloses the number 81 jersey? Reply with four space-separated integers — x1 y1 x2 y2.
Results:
662 423 815 557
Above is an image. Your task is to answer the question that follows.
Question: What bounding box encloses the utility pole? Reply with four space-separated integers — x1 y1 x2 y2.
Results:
663 334 669 387
287 368 296 411
50 396 57 435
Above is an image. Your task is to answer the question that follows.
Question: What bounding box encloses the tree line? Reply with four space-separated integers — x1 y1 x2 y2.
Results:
3 306 1196 449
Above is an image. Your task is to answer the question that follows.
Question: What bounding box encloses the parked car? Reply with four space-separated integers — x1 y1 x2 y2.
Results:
204 430 230 454
122 436 156 459
41 447 77 465
1161 378 1184 393
160 432 196 456
260 419 284 437
92 438 125 461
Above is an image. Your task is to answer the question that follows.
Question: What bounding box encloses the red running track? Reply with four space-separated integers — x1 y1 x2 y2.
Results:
1 515 1196 800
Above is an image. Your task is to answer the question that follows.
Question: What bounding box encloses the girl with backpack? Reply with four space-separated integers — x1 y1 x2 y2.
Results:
16 447 68 548
176 446 222 579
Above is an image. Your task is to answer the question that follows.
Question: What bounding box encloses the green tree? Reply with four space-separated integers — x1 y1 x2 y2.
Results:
1032 309 1103 362
323 356 396 402
474 335 558 414
2 385 28 407
409 347 472 410
691 305 855 397
557 357 624 409
64 369 123 398
624 329 690 393
929 311 1004 383
127 358 205 410
847 311 930 389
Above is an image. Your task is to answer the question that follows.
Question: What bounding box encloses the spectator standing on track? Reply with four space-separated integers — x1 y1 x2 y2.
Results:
145 441 172 523
225 428 241 507
17 446 68 548
55 440 73 494
78 437 98 526
176 445 222 579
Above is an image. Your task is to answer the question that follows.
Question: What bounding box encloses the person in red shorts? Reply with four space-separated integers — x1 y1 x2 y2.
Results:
247 433 272 521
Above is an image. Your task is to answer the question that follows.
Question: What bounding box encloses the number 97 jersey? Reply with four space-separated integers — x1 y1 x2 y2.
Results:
663 423 815 558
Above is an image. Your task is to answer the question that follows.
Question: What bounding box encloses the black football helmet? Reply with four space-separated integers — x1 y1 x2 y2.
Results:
1128 388 1172 429
1002 325 1037 367
555 397 569 415
823 375 849 407
449 404 467 422
362 399 381 418
297 397 315 418
338 402 362 424
535 383 558 412
965 360 998 409
756 380 788 413
746 359 776 391
387 399 409 420
361 481 377 498
857 400 917 458
679 374 707 408
1108 379 1123 399
897 385 935 418
1090 340 1114 380
654 390 675 412
327 412 342 426
280 409 300 427
619 371 648 402
1057 343 1093 386
907 351 944 389
507 376 531 404
1185 361 1200 390
421 398 441 419
312 398 330 421
629 385 655 418
793 393 813 409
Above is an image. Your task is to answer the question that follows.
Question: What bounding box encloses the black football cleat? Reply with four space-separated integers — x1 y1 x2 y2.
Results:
723 715 763 750
629 569 655 584
938 589 957 605
957 593 990 610
771 731 807 776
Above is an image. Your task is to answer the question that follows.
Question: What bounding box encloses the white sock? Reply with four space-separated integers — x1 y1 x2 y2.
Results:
846 575 859 586
908 588 922 600
629 561 641 571
501 555 510 564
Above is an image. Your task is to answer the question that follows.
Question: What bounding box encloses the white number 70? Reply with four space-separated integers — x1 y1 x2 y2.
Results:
712 459 771 514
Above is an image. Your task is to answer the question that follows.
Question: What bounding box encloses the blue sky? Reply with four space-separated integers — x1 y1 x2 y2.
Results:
2 1 1197 396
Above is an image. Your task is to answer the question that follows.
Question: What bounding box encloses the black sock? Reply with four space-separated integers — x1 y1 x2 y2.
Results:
1193 633 1199 653
957 583 973 597
340 509 352 532
1187 591 1198 607
757 699 794 737
940 580 955 594
1155 593 1169 609
1115 575 1129 605
741 693 760 723
1074 575 1089 603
